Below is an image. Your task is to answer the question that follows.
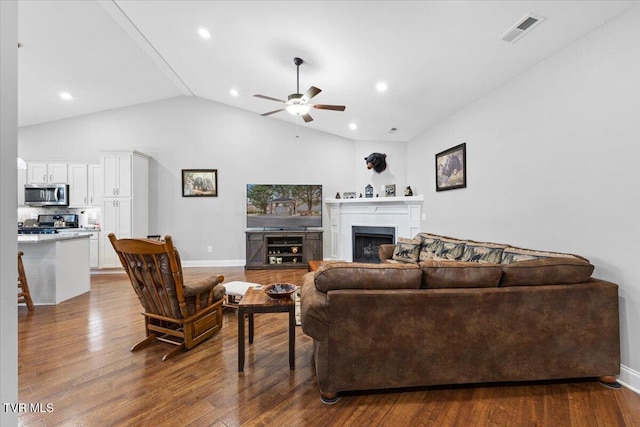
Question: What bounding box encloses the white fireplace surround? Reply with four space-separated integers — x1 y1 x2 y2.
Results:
325 196 423 261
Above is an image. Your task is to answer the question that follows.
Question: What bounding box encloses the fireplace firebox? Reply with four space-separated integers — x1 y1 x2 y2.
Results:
352 226 395 263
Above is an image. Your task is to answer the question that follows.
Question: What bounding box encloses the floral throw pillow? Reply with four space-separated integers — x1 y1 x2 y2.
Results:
392 237 422 264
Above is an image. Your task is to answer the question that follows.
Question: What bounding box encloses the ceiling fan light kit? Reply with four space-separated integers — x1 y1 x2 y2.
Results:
254 57 345 123
286 103 310 116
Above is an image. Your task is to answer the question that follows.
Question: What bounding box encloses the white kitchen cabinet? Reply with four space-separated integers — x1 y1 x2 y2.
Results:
102 154 132 198
27 162 68 184
103 198 132 237
99 151 149 268
87 163 102 206
68 163 102 207
68 164 88 206
89 232 99 268
101 199 133 268
27 163 48 183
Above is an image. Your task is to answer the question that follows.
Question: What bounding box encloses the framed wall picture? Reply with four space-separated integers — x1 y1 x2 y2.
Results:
182 169 218 197
384 184 396 197
435 143 466 191
342 192 357 199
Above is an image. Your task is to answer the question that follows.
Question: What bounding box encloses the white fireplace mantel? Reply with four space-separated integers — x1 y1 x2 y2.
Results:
325 196 424 261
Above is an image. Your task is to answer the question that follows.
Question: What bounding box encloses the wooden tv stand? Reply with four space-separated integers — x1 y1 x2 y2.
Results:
245 230 323 269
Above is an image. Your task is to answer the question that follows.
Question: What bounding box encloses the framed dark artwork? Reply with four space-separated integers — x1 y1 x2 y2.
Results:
435 143 466 192
182 169 218 197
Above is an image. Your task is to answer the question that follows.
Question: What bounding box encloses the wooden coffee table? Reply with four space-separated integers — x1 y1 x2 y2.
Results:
308 260 344 272
308 260 324 272
237 287 295 372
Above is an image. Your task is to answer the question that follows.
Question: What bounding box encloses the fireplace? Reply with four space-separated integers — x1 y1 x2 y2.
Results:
352 226 395 263
325 195 422 261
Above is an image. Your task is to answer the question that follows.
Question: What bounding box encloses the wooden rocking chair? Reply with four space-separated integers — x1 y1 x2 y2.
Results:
18 251 35 311
109 233 225 361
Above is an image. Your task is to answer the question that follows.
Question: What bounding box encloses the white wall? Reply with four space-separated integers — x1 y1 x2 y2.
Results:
407 6 640 389
20 96 400 263
1 1 19 424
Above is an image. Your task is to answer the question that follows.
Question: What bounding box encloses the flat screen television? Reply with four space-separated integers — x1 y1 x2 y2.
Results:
246 184 322 229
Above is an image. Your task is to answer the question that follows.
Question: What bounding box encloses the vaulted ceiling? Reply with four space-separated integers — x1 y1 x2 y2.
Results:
17 0 638 141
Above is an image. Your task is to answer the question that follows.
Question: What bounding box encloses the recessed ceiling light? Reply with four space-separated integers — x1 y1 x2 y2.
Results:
375 82 388 92
59 92 73 101
349 123 358 131
198 28 211 40
229 89 239 97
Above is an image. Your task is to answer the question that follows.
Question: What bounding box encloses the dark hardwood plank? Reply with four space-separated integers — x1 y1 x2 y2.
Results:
17 267 640 426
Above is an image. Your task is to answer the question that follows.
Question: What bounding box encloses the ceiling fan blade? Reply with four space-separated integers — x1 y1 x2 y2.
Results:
261 108 286 117
301 86 321 102
254 94 286 103
301 113 314 123
313 104 346 111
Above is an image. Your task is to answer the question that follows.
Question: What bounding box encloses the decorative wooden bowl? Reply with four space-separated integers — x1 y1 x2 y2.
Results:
263 283 298 299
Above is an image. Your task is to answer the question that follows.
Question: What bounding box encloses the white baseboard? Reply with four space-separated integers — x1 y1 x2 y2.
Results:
91 267 125 275
182 259 245 268
619 364 640 394
92 260 245 273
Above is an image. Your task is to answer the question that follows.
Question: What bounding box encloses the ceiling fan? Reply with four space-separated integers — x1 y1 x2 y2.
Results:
254 57 346 123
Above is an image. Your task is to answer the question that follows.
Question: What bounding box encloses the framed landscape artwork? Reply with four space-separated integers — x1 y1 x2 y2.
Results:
435 143 466 192
182 169 218 197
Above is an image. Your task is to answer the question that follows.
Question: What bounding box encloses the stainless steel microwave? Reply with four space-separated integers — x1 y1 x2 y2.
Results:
24 184 69 207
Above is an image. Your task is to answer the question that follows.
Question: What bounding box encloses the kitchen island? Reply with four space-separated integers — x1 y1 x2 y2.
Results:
18 233 91 305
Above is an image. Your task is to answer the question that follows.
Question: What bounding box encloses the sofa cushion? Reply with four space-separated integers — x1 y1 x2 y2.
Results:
433 237 466 261
501 247 581 264
392 237 422 263
420 261 503 288
500 257 594 287
461 241 506 264
314 262 422 293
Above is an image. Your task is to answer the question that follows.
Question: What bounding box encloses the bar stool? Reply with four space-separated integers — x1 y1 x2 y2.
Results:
18 251 34 311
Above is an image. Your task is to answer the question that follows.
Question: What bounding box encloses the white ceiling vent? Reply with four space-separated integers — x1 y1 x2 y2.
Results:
500 13 546 44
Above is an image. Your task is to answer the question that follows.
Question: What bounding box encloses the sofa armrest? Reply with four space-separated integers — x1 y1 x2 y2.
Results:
300 272 329 342
379 244 396 262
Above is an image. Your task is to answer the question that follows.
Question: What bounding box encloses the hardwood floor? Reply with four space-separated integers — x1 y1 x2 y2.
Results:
18 267 640 426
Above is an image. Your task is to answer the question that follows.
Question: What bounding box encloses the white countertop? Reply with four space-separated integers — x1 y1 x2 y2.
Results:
18 233 91 243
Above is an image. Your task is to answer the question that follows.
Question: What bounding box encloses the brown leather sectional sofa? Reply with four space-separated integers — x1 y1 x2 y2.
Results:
300 233 620 403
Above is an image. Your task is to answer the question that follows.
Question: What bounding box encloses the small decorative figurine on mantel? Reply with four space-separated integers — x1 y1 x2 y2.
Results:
365 184 374 198
335 192 341 199
404 186 413 196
